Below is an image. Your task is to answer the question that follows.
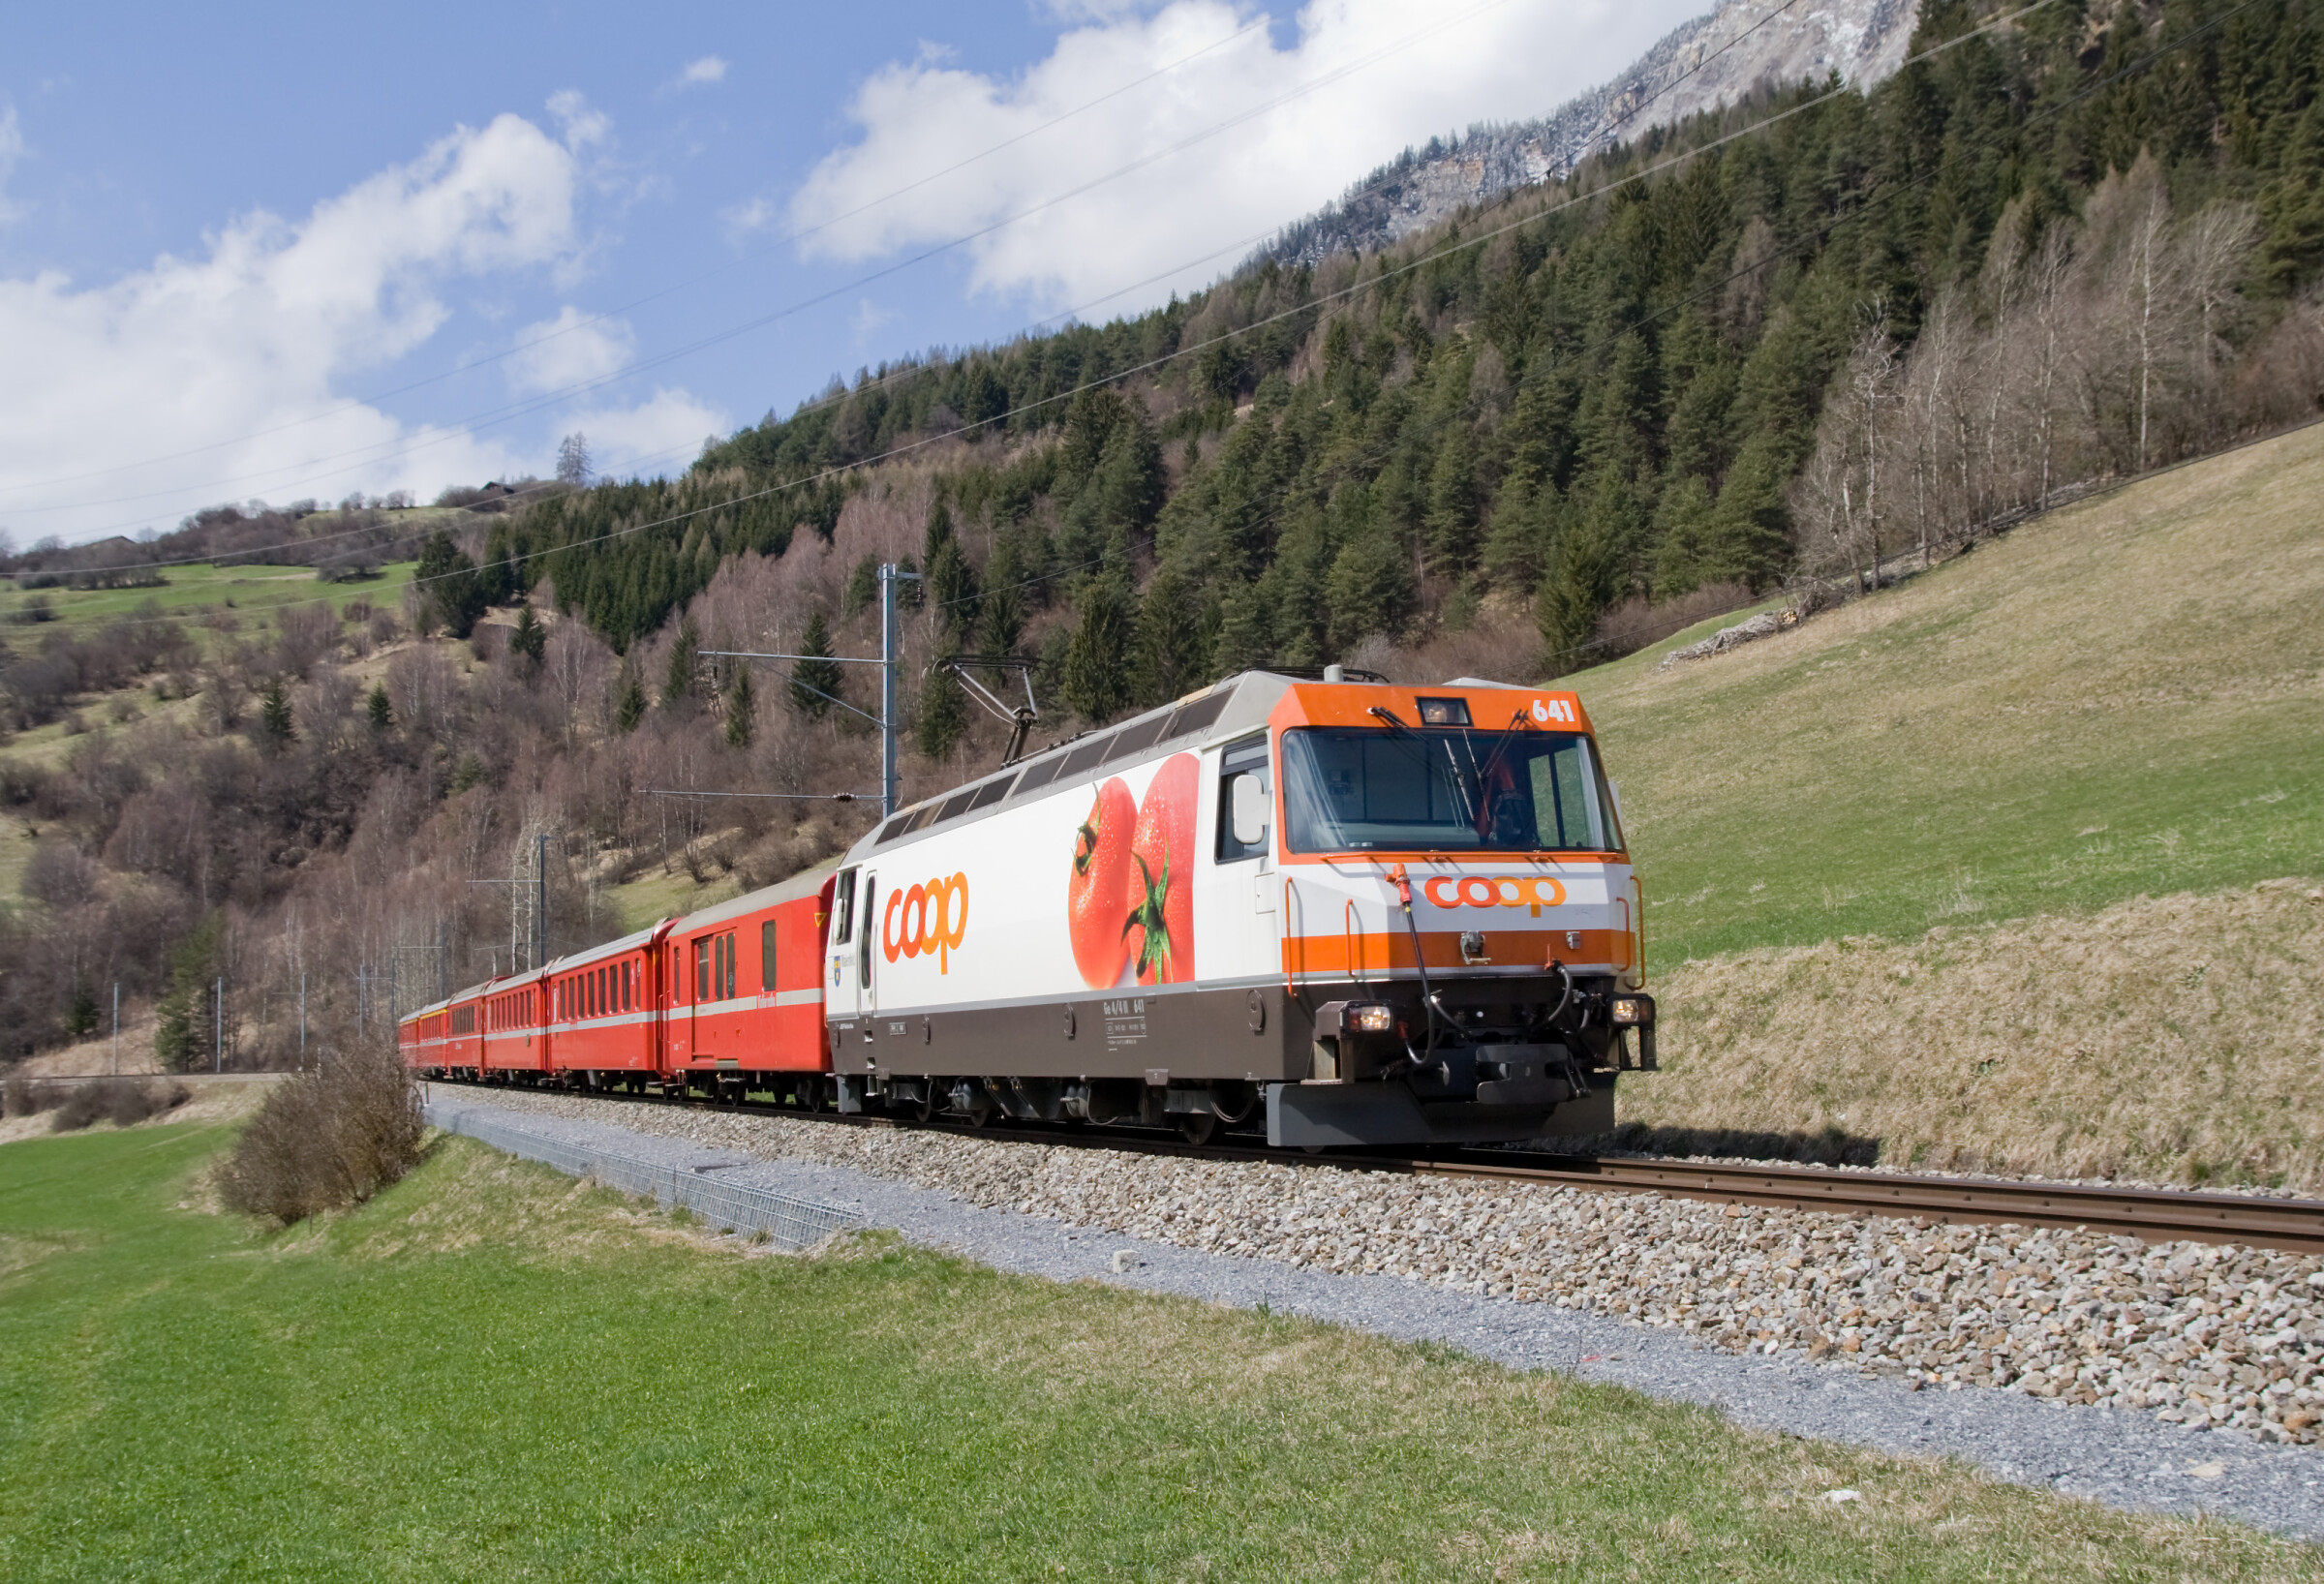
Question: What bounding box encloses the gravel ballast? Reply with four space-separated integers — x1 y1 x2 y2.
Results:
424 1089 2324 1539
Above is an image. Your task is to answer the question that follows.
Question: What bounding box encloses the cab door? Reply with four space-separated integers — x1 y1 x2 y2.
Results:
1200 734 1280 982
854 872 877 1018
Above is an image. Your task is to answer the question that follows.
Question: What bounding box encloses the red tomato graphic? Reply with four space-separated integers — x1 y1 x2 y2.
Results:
1069 777 1137 988
1127 752 1199 985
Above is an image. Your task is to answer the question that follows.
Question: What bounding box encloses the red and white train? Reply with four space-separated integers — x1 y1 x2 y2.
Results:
401 671 1656 1148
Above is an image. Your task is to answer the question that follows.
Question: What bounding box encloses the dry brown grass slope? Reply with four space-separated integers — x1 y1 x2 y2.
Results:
1577 424 2324 1185
1621 880 2324 1187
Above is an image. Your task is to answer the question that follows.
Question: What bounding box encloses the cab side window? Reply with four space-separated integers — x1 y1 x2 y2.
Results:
834 868 857 943
1215 734 1272 863
761 921 779 992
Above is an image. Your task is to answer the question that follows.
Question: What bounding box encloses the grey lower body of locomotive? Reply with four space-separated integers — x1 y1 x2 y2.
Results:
827 972 1643 1147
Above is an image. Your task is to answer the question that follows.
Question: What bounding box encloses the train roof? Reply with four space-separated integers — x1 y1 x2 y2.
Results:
668 853 843 935
845 669 1601 865
846 671 1292 863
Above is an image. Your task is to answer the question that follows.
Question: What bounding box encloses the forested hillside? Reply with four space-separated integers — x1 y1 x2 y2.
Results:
3 0 2322 1064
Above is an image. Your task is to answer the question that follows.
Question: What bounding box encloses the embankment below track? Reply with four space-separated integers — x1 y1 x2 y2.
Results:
1616 880 2324 1189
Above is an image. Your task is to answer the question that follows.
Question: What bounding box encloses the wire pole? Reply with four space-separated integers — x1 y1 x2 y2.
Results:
299 972 307 1070
880 563 899 818
878 562 921 819
535 831 547 971
213 976 223 1074
110 983 119 1077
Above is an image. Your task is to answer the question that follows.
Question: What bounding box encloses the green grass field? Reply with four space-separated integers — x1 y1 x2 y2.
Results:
0 1125 2311 1582
0 559 418 653
1575 425 2324 966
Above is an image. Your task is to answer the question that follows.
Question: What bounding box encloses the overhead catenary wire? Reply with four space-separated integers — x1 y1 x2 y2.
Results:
0 14 1278 502
34 215 1295 570
102 0 2215 641
9 0 1528 521
13 0 1861 549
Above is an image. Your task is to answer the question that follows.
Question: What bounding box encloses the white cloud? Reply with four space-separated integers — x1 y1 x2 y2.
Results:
0 111 719 542
558 387 731 481
790 0 1708 310
546 88 611 151
678 55 729 87
720 194 777 242
850 297 899 344
505 305 638 395
0 107 25 224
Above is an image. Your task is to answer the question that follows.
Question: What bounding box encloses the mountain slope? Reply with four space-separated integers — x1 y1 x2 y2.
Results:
1264 0 1921 266
1580 422 2324 1182
1577 421 2324 963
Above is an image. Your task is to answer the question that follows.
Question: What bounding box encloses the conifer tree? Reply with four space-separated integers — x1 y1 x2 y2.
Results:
978 536 1026 654
842 555 879 621
1537 473 1636 670
366 682 394 732
509 604 547 668
1423 430 1482 572
662 618 699 713
790 610 841 718
1132 565 1204 707
915 662 967 758
415 530 488 639
258 677 295 750
613 662 647 733
1061 576 1132 722
153 914 224 1074
723 667 755 748
925 501 980 641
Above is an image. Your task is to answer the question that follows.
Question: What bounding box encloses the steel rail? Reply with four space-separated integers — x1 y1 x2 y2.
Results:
420 1077 2324 1256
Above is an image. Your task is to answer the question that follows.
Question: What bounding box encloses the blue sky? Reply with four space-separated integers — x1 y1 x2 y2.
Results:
0 0 1703 545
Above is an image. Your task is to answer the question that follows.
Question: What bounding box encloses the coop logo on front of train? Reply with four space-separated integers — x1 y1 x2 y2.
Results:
873 750 1203 1000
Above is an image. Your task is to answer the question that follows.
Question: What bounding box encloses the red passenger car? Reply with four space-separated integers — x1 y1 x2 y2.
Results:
543 923 669 1092
478 973 549 1081
661 860 838 1103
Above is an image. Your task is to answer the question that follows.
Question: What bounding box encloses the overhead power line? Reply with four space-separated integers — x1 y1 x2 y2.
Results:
6 0 1523 521
0 15 1274 503
128 0 2221 638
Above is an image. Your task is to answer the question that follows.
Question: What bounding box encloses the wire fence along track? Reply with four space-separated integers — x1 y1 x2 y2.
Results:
421 1079 2324 1256
430 1105 861 1251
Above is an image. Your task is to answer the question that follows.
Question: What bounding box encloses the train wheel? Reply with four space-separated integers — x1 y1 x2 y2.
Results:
799 1077 827 1113
910 1087 934 1124
1177 1112 1219 1146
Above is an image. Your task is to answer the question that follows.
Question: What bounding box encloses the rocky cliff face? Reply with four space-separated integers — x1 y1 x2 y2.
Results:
1263 0 1920 267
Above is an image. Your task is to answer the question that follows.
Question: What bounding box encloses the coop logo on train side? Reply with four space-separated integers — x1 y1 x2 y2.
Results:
1422 875 1568 915
882 873 970 972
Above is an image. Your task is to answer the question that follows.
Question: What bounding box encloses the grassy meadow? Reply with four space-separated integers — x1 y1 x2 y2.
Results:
1 1124 2314 1582
0 559 418 654
1574 423 2324 966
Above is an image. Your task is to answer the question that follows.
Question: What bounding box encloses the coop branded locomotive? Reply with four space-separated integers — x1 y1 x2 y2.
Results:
402 671 1655 1148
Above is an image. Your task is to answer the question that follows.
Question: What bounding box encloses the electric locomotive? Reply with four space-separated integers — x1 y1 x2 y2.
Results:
825 669 1652 1147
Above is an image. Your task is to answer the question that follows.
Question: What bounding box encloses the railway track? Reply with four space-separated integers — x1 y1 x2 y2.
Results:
426 1079 2324 1257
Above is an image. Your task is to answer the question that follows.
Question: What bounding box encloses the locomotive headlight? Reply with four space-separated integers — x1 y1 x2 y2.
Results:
1610 995 1655 1026
1346 1002 1395 1034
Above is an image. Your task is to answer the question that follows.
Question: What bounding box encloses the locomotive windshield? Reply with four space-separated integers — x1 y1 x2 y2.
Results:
1280 725 1624 855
